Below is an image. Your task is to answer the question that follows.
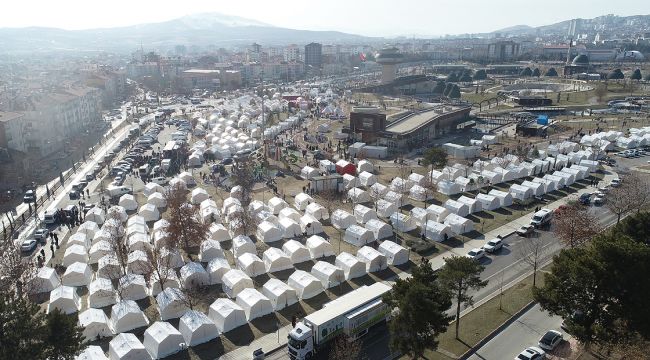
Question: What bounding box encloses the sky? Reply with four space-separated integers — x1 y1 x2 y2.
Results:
1 0 648 37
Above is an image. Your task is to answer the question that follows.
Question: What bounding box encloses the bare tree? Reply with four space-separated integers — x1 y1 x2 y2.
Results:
517 235 547 287
143 245 178 295
227 205 259 238
328 334 362 360
230 156 257 206
103 211 129 278
0 241 38 298
606 177 641 223
554 202 601 248
164 183 210 256
624 173 650 214
318 189 344 218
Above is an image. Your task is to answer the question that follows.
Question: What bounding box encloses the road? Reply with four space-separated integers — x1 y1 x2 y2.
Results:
467 304 566 360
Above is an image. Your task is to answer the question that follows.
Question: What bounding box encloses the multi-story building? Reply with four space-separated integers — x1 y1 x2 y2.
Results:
284 45 300 62
304 42 323 69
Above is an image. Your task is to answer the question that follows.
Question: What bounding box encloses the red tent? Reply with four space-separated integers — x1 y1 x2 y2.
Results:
335 160 356 176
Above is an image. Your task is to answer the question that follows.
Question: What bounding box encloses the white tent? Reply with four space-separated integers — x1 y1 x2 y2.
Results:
520 180 545 197
424 221 453 242
457 196 482 214
437 180 461 195
178 171 196 186
300 214 324 235
282 240 312 264
330 209 355 230
232 235 256 258
376 199 397 218
208 298 247 333
63 244 88 267
257 220 283 243
488 189 513 207
48 285 81 314
278 207 301 223
357 159 374 173
67 233 90 252
127 250 151 275
555 170 576 186
156 287 188 321
579 159 598 172
365 219 393 241
268 196 289 214
109 333 150 360
143 321 184 359
384 190 405 206
294 193 313 211
144 182 165 197
77 346 109 360
207 258 231 285
354 204 378 224
306 235 335 258
222 197 241 215
221 269 254 298
118 194 138 211
127 232 151 253
455 176 477 193
409 173 426 187
179 310 219 347
88 278 117 308
230 185 244 201
118 274 149 301
77 221 100 239
444 213 475 235
190 188 210 205
378 240 409 266
110 300 150 333
147 192 168 209
444 199 470 217
62 262 93 287
311 261 345 288
543 174 565 189
263 248 293 273
85 207 105 225
343 174 357 190
301 166 319 180
348 187 371 203
97 255 123 280
480 170 502 185
150 268 181 297
288 270 323 300
236 288 273 320
370 182 389 197
356 246 387 272
509 184 534 201
344 224 374 246
32 266 60 294
108 206 128 223
278 217 302 239
305 202 329 220
409 185 431 201
199 240 224 263
138 203 160 222
358 171 377 187
180 262 209 288
159 248 185 269
79 308 113 341
262 279 298 311
426 204 450 223
475 193 500 211
390 177 412 192
209 223 230 242
89 240 112 264
237 253 265 277
390 212 417 233
335 252 367 280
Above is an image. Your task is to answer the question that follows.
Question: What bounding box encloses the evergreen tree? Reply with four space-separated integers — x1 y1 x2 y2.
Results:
0 295 46 360
473 69 487 80
520 67 533 77
448 84 462 99
631 68 642 81
544 67 558 77
432 81 446 94
42 310 84 360
446 72 459 82
532 68 541 77
607 69 625 80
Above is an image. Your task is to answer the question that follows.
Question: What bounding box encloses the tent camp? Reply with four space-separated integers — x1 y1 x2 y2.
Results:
376 199 397 218
409 184 431 202
555 170 576 186
384 190 405 206
138 204 160 222
110 300 150 333
268 197 289 215
179 310 219 347
282 240 312 264
68 232 90 250
509 184 534 201
63 244 88 267
278 207 302 223
89 240 113 264
156 287 189 321
32 266 60 294
62 262 93 287
77 221 100 239
343 224 374 246
370 183 389 197
444 199 470 217
354 204 378 224
178 171 196 186
237 253 265 277
480 170 502 185
118 194 138 211
88 278 117 308
305 202 329 220
118 274 149 301
475 193 500 211
457 196 482 214
180 262 209 288
365 219 393 241
109 333 150 360
356 246 387 272
207 258 231 285
424 221 453 242
262 279 298 311
335 252 367 280
543 174 565 189
330 209 355 230
232 235 256 258
48 285 81 314
277 218 302 238
520 180 545 197
390 212 417 233
144 182 164 197
311 261 345 288
79 308 113 341
191 188 210 205
288 270 323 300
263 248 293 273
444 213 475 235
221 269 254 298
488 190 513 207
236 288 273 320
426 204 450 223
127 250 150 275
358 171 377 187
97 255 122 280
107 206 128 222
301 166 319 180
348 187 371 204
306 235 335 259
199 240 224 263
294 193 313 211
208 298 247 333
378 240 409 266
300 214 324 235
257 220 283 243
437 180 461 196
127 232 151 253
143 321 185 359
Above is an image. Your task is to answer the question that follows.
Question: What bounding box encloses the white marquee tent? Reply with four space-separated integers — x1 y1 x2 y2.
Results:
63 244 88 267
331 209 355 230
488 190 513 207
110 300 150 333
179 310 219 347
311 261 345 288
268 197 289 215
236 288 273 320
156 287 189 321
300 214 324 235
358 171 377 187
262 279 298 311
288 270 323 300
147 192 167 208
344 224 374 246
118 194 138 211
457 196 482 214
444 213 475 235
335 252 367 280
48 285 81 315
376 199 397 218
199 240 224 263
237 253 265 277
118 274 149 301
221 269 254 298
62 262 93 287
77 346 109 360
109 333 150 360
85 207 105 225
378 240 409 266
425 221 453 242
208 298 247 333
356 246 387 272
354 204 378 224
426 204 450 223
475 193 500 211
191 188 210 205
444 199 470 217
88 277 117 308
294 193 313 211
282 240 312 264
306 235 335 259
232 235 256 258
32 266 60 294
278 217 302 239
143 321 185 359
257 220 283 243
390 213 417 233
79 308 113 341
207 258 231 285
180 262 209 288
365 219 393 241
279 207 302 223
305 202 329 220
263 248 293 273
138 204 160 222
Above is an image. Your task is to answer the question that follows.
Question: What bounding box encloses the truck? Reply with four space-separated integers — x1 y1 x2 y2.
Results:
287 282 392 360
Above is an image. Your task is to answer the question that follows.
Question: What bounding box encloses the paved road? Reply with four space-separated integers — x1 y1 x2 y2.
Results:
468 304 567 360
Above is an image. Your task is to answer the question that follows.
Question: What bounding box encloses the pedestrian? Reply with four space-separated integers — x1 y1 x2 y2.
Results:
50 244 54 254
86 189 89 198
40 248 45 258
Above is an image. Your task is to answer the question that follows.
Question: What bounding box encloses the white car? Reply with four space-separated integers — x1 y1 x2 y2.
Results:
466 248 486 260
482 238 503 253
610 179 621 187
151 176 168 185
515 346 546 360
538 330 563 351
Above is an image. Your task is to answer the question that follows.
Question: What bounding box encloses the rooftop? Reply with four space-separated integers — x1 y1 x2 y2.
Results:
183 69 221 74
386 105 469 135
0 111 24 123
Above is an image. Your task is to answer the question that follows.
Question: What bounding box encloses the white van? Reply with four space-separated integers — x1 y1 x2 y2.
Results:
43 209 57 224
107 186 132 198
530 208 553 228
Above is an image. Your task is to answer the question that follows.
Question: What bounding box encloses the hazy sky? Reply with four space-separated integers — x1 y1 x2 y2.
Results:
2 0 648 36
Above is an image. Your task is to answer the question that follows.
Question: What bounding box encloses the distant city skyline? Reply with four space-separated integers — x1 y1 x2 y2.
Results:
2 0 649 37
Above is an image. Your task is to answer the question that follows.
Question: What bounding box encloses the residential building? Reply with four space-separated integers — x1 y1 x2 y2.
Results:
304 42 323 69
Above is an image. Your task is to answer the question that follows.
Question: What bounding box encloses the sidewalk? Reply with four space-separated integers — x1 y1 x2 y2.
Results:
219 324 292 360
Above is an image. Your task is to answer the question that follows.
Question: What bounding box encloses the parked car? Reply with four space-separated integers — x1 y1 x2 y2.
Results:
482 238 503 253
514 346 546 360
23 190 36 203
34 228 49 242
538 330 563 351
530 208 553 228
466 248 486 260
69 190 80 200
21 239 38 253
594 194 606 205
150 176 168 185
516 225 535 237
578 193 591 205
610 178 621 187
